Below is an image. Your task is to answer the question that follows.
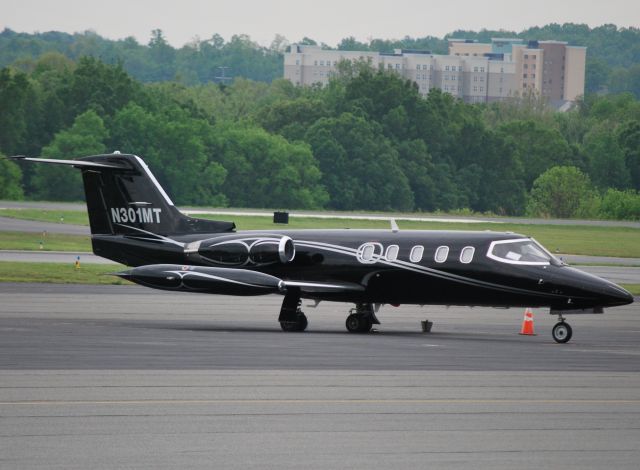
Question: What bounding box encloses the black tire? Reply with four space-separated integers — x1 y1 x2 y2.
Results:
345 314 373 333
280 313 307 332
552 322 572 343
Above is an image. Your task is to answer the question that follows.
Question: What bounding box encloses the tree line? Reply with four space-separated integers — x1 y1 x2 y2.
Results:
1 23 640 97
0 54 639 220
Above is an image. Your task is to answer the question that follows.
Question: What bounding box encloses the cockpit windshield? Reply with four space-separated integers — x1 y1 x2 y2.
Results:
487 238 561 266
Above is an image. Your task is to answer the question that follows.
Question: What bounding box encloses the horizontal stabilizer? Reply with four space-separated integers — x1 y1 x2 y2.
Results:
9 155 123 169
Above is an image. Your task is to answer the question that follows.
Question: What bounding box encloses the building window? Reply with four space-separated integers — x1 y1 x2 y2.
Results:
314 60 318 66
532 74 536 79
396 64 401 70
480 87 484 92
445 65 450 71
409 246 424 263
435 246 449 263
532 55 536 59
523 74 527 78
532 64 536 69
295 59 300 65
480 76 484 82
459 66 463 71
500 67 504 73
524 64 528 69
524 54 528 59
444 85 449 91
444 75 449 80
473 86 477 92
473 66 478 72
388 64 393 70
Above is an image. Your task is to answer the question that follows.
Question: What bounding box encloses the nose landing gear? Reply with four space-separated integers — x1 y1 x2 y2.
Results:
552 314 573 343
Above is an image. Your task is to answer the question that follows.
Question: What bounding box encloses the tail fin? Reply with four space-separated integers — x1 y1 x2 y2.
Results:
11 153 235 236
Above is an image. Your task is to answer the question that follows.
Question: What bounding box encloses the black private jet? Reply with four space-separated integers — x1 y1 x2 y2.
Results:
11 153 634 343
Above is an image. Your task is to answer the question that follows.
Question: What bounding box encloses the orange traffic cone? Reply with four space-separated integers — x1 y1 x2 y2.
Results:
519 308 536 335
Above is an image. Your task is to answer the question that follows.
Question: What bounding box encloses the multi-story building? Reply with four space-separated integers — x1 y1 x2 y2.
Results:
284 38 586 107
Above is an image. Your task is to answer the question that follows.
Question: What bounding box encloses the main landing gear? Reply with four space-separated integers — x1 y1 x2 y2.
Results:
552 314 573 344
278 290 307 332
345 303 380 333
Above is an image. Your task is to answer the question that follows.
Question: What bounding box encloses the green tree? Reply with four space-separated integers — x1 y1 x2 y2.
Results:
582 122 631 189
212 124 328 209
0 155 24 199
305 112 414 211
599 189 640 220
31 110 108 200
108 102 227 206
0 68 31 155
498 120 575 188
256 97 329 141
526 166 598 218
617 120 640 190
65 56 141 122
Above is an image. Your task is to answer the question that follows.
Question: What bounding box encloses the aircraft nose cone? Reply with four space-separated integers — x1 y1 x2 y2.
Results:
603 283 634 307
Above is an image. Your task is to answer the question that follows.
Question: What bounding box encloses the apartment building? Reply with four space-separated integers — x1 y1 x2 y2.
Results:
284 38 585 106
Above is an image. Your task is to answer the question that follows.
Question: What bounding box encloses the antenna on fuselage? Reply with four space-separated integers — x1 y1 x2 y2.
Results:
390 218 399 233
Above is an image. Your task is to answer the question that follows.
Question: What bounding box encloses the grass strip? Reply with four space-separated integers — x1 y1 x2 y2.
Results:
0 232 91 251
0 261 129 285
1 209 639 258
620 284 640 296
0 208 89 225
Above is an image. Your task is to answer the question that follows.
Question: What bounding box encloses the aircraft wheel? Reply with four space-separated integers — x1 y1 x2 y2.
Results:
552 321 572 344
346 314 373 333
280 313 307 332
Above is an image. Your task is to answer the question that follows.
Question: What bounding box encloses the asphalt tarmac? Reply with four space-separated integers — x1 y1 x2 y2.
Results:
1 283 639 469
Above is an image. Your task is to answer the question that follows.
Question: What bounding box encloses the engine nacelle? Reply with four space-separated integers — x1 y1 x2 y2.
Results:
191 235 296 267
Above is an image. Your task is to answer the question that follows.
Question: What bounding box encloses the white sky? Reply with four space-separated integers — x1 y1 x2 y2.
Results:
2 0 639 48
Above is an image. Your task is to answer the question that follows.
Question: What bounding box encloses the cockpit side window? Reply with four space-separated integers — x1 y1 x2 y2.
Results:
487 238 559 266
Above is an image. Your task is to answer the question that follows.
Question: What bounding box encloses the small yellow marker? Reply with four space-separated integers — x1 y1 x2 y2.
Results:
75 256 80 270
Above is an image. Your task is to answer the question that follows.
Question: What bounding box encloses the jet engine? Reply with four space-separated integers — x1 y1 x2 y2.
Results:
189 235 296 267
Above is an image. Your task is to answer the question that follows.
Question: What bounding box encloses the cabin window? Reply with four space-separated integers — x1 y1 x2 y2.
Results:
357 242 383 264
385 244 399 261
409 245 424 263
487 238 559 266
434 246 449 263
460 246 475 264
362 244 374 261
